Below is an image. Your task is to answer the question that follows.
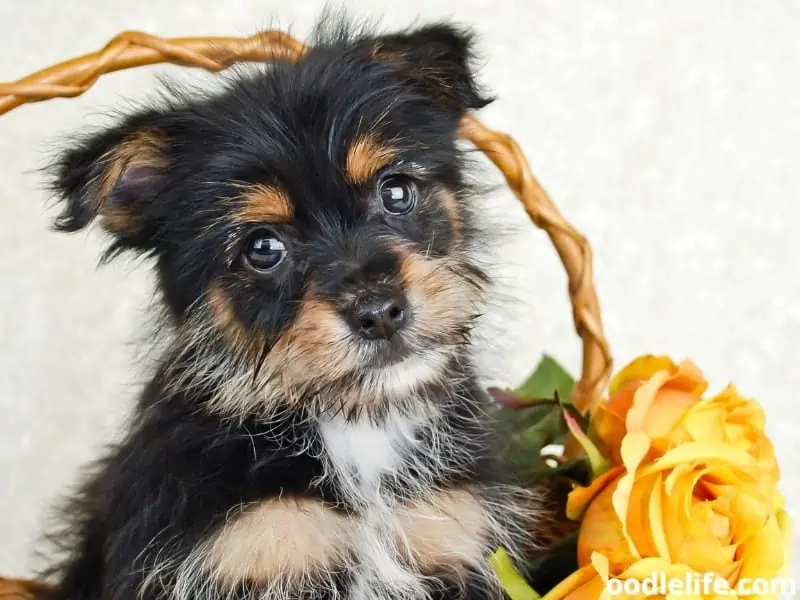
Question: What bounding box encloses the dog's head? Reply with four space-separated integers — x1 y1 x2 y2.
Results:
50 21 493 420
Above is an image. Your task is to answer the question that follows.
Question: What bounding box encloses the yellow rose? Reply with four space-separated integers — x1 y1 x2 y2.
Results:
544 356 791 600
590 356 779 499
550 469 791 600
589 355 707 465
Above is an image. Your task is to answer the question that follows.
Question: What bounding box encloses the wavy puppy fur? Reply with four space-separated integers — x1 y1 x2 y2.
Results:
39 15 543 600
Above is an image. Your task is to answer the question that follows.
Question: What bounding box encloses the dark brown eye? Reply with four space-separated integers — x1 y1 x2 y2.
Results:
242 230 287 273
379 175 417 215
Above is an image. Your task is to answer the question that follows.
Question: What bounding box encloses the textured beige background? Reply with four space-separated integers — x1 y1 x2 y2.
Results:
0 0 797 583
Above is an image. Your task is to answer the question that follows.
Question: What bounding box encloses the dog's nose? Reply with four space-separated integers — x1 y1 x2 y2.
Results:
347 292 408 340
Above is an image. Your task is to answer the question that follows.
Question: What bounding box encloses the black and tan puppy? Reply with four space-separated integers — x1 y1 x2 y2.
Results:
38 18 544 600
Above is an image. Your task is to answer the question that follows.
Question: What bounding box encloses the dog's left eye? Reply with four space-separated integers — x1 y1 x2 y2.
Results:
379 175 417 215
242 230 287 273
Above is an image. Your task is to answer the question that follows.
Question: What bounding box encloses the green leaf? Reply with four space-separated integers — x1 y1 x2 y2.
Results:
517 355 576 404
488 387 561 410
489 547 542 600
562 408 610 477
517 409 563 450
511 404 561 432
500 407 566 477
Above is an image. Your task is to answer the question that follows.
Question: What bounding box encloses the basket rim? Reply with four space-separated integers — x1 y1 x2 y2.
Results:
0 27 612 412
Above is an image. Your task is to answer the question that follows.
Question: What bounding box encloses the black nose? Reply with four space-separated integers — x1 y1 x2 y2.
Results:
347 292 409 340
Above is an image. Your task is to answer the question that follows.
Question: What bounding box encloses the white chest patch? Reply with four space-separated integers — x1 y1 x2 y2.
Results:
319 410 419 499
318 409 433 600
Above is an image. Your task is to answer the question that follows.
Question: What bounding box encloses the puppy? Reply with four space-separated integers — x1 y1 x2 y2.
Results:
38 18 543 600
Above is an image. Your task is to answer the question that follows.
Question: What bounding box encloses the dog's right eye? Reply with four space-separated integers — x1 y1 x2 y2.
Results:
379 175 418 215
242 230 287 273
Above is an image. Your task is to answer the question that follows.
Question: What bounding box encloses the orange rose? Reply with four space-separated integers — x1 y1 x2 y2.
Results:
589 356 707 464
543 356 791 600
590 355 779 502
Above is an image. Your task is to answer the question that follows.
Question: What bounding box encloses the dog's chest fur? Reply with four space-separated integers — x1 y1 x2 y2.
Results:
319 410 417 498
318 410 436 599
185 402 504 600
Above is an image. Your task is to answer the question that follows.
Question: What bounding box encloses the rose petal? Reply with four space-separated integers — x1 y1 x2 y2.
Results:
617 557 686 580
776 508 793 578
714 385 766 430
612 433 651 559
567 467 625 520
541 565 601 600
702 480 769 541
668 359 708 395
578 477 638 570
683 501 739 577
618 474 656 558
662 466 696 561
647 472 671 560
590 404 628 465
737 513 785 582
664 462 694 495
604 382 638 418
682 403 727 444
640 442 756 474
608 355 676 396
642 389 698 441
564 574 606 600
590 552 610 581
626 371 671 434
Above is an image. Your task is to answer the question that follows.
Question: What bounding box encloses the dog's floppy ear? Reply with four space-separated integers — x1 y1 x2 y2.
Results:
371 24 493 112
49 109 171 256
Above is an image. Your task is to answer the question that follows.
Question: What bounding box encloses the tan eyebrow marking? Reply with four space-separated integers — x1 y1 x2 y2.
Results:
234 183 294 223
345 134 397 185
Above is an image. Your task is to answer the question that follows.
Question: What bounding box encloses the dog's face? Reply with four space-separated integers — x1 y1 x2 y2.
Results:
51 23 492 420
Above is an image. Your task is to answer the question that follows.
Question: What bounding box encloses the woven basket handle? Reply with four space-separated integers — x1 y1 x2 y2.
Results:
0 29 611 413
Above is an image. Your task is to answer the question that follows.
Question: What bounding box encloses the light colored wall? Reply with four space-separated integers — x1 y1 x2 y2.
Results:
0 0 797 578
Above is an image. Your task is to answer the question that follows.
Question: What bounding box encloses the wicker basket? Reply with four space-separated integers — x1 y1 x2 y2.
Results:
0 28 612 597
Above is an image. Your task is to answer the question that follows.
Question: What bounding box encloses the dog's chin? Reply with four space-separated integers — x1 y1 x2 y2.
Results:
356 345 452 408
348 333 455 404
360 335 414 368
